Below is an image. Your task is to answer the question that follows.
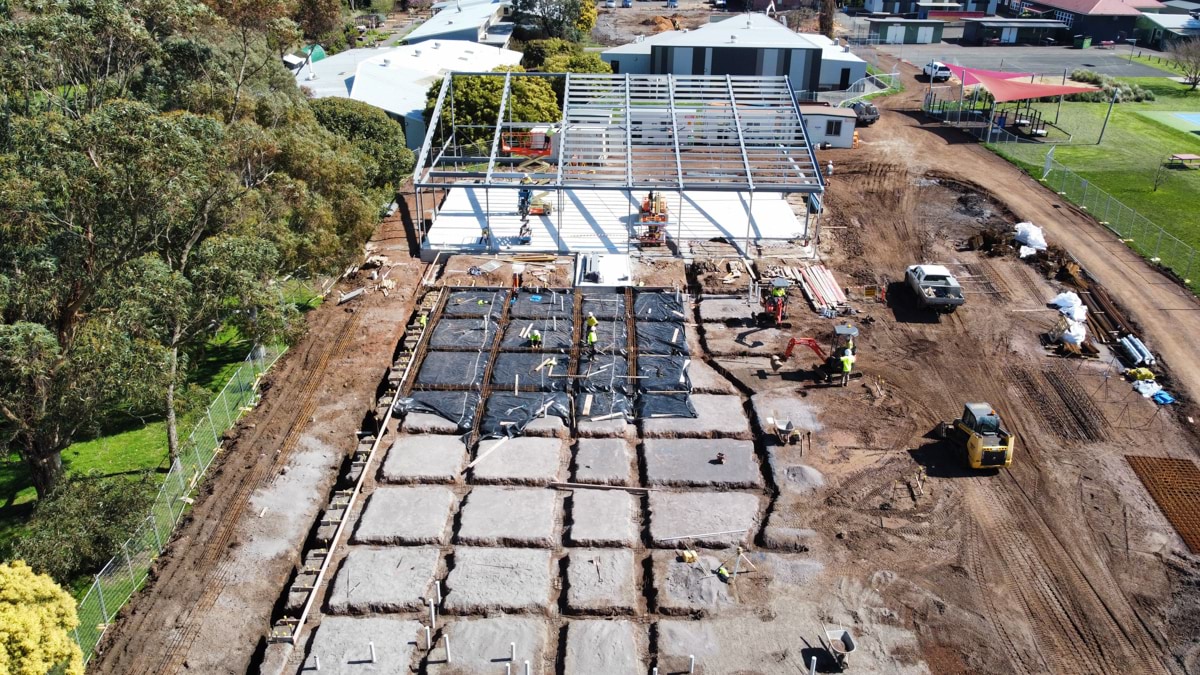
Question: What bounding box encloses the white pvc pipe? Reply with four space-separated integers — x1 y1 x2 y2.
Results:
511 642 516 661
689 655 695 673
425 626 432 650
524 661 531 675
809 655 817 675
445 635 452 663
369 642 376 663
314 655 320 671
506 665 511 675
429 599 436 629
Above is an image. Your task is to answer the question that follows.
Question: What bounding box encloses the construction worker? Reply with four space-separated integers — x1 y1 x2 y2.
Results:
839 349 856 387
771 285 786 299
586 326 598 355
585 311 599 330
517 174 533 216
529 329 543 349
418 312 428 329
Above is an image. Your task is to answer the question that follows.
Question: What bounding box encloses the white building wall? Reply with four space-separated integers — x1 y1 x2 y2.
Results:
818 53 868 90
602 52 652 74
802 113 856 148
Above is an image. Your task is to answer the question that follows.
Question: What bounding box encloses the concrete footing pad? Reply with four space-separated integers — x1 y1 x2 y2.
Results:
402 412 462 435
442 548 554 613
352 486 455 545
650 551 733 616
426 617 550 674
698 298 761 323
301 617 421 674
641 395 751 439
456 486 558 547
469 437 565 486
327 547 440 614
648 491 761 548
577 419 635 438
643 439 763 488
565 549 639 615
686 358 737 394
563 620 645 673
700 324 791 356
380 435 466 483
567 489 639 547
572 439 634 485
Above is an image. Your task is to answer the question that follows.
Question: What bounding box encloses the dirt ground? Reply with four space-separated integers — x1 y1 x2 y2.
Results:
87 56 1200 675
88 210 427 674
591 0 715 46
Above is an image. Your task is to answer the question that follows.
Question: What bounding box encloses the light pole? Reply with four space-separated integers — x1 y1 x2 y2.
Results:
1127 38 1137 64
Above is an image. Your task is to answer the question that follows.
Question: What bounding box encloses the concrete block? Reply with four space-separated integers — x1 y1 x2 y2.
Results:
698 297 761 323
442 547 554 614
301 617 420 674
427 617 550 674
566 549 639 615
650 551 733 616
523 414 568 438
402 412 461 435
470 436 565 486
643 439 763 489
353 486 455 545
380 435 466 484
641 394 751 440
456 487 558 547
327 547 440 614
577 419 635 438
563 620 644 674
568 490 638 547
572 439 633 485
686 358 737 394
648 491 760 548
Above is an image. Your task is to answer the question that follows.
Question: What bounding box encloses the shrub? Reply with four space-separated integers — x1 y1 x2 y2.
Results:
1066 69 1156 102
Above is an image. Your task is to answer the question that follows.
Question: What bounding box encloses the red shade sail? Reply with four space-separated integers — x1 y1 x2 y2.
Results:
944 64 1033 86
970 71 1100 103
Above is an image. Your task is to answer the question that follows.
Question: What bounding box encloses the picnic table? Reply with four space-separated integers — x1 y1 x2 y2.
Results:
1167 153 1200 168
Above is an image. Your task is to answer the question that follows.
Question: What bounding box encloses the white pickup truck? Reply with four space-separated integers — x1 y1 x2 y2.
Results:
905 264 965 313
923 61 953 82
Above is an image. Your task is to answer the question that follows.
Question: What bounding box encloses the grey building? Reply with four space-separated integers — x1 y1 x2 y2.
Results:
867 18 948 42
601 14 867 93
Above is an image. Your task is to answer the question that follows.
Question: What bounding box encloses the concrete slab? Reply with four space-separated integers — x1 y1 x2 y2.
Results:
686 358 737 395
643 439 763 489
656 619 721 661
523 413 568 438
353 486 455 545
327 547 440 614
750 392 822 437
568 489 639 547
565 549 639 615
300 616 421 673
456 486 558 547
576 419 635 438
563 620 644 674
427 617 550 674
402 412 462 435
379 435 466 484
641 394 751 440
572 439 633 485
442 547 554 613
698 297 761 323
470 436 565 486
700 323 792 356
650 551 733 616
648 491 760 548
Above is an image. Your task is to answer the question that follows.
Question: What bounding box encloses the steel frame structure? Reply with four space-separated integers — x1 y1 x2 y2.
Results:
411 72 825 255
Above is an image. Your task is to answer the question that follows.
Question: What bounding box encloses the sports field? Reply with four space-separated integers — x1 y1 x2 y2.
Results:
1137 110 1200 135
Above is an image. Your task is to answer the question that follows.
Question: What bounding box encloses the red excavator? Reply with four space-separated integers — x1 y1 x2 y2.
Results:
757 278 792 328
774 325 861 384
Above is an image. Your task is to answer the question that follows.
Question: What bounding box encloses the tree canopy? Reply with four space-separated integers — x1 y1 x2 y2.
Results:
521 37 581 70
542 52 611 75
0 0 384 498
0 561 83 675
425 67 560 147
513 0 587 40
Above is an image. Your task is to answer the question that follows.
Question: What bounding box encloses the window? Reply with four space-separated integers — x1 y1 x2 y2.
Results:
826 119 844 135
1054 9 1074 26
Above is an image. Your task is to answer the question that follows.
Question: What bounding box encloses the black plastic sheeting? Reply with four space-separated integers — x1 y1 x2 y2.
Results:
500 321 574 351
508 291 573 320
428 319 497 350
633 292 686 322
576 391 634 423
443 290 505 318
589 321 630 356
636 321 690 356
636 355 692 393
490 353 568 391
481 392 571 438
637 392 697 419
576 354 631 394
392 390 480 432
415 351 488 387
582 294 625 321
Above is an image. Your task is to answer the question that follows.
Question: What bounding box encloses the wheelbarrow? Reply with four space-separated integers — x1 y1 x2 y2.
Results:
825 626 856 669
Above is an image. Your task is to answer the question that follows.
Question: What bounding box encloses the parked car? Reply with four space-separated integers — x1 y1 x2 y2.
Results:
923 61 952 82
850 100 879 126
605 0 615 7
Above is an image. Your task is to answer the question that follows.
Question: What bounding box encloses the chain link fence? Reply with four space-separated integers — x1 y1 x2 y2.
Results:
1041 158 1199 290
73 343 286 663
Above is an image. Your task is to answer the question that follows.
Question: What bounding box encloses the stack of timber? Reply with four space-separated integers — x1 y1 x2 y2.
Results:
796 265 847 313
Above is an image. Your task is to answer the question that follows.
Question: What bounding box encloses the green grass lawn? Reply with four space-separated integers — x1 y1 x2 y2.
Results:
990 77 1200 256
